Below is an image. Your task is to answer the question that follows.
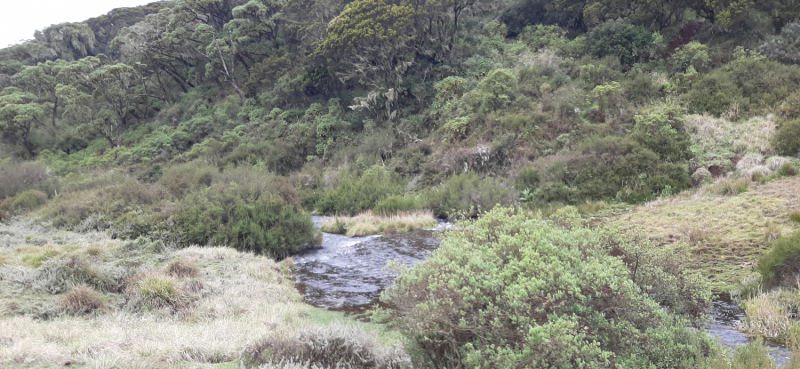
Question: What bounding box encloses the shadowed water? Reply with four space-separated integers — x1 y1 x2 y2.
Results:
295 217 792 364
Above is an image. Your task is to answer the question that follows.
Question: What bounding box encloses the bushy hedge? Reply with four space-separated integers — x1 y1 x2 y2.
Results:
757 230 800 287
312 165 405 215
773 120 800 156
421 173 516 219
175 183 318 258
383 207 712 368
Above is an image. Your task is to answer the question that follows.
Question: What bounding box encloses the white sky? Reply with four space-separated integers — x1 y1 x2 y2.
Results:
0 0 163 48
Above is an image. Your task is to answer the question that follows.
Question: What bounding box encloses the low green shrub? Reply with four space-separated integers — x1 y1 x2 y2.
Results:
779 162 799 176
373 195 419 214
515 167 540 191
773 120 800 156
535 136 691 204
0 161 55 199
383 207 712 368
757 231 800 287
313 165 405 215
9 190 48 210
421 173 516 219
175 183 318 258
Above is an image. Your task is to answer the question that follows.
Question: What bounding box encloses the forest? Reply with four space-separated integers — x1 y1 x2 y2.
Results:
1 0 800 367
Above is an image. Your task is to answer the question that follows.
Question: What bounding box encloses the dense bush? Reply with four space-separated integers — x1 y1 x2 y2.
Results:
583 21 664 66
421 173 516 219
757 230 800 287
312 165 405 215
175 183 318 258
773 120 800 156
629 107 692 162
383 207 712 368
535 136 691 204
0 161 54 199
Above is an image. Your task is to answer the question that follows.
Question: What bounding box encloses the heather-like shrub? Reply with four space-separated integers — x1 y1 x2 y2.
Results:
421 173 516 219
773 120 800 156
515 167 540 191
0 161 53 199
383 207 712 368
175 183 318 258
314 165 405 216
9 190 48 210
584 20 665 66
757 230 800 287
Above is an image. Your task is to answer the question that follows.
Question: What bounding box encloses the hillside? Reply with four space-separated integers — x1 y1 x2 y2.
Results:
1 0 800 367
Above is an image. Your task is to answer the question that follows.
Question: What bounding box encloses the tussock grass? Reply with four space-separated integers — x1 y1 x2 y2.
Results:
741 292 794 340
611 175 800 287
707 177 751 196
60 286 106 316
0 224 406 368
320 210 437 237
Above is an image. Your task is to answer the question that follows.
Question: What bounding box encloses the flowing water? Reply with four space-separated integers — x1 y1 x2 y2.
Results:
295 217 792 364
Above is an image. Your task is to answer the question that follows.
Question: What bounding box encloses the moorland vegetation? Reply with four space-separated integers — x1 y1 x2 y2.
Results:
2 0 800 367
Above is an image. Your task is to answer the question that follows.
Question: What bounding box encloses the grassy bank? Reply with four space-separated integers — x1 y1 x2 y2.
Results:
610 175 800 289
320 210 438 237
0 220 408 368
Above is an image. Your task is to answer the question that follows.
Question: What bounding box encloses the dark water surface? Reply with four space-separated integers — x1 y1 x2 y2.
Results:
295 217 792 364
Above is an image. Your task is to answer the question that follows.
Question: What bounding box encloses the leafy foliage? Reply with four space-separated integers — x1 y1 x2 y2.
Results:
384 207 712 368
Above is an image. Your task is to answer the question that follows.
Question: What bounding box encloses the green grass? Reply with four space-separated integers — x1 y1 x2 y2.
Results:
611 175 800 289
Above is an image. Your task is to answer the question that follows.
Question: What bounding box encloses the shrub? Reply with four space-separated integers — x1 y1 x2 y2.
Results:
780 163 799 176
240 325 410 369
373 195 418 214
515 167 540 191
0 161 52 199
773 120 800 156
476 68 518 111
9 190 48 210
537 136 691 204
314 165 405 216
383 207 712 368
159 162 215 197
790 211 800 223
584 20 664 66
629 106 692 162
421 173 516 219
757 230 800 287
60 286 106 315
175 184 318 258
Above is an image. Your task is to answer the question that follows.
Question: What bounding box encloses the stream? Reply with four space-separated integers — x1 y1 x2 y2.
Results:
295 217 792 364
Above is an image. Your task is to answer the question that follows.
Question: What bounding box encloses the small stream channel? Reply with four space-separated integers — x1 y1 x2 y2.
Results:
295 217 792 364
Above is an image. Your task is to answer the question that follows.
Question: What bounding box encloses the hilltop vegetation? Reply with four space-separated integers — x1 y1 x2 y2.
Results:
2 0 800 367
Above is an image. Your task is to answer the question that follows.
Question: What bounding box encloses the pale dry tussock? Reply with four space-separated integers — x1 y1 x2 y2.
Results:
320 210 437 237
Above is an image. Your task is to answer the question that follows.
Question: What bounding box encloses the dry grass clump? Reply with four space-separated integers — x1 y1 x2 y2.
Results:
165 258 199 278
707 177 751 196
60 286 106 316
241 325 411 369
320 210 437 237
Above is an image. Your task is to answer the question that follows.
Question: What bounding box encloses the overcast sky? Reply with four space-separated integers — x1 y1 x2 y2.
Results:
0 0 163 48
